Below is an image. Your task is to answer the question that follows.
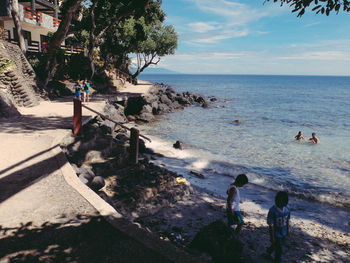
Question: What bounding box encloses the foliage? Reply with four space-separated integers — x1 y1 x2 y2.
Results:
96 1 177 78
265 0 350 17
66 53 91 80
0 58 15 74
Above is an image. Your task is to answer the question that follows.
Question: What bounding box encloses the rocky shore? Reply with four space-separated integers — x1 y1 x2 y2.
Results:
61 83 350 263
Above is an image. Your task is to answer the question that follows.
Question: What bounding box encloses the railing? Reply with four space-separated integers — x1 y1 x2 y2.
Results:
23 7 42 23
5 38 86 56
73 99 151 164
53 17 61 27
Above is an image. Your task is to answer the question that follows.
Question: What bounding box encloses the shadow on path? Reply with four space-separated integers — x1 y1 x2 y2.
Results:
0 216 171 263
0 151 64 203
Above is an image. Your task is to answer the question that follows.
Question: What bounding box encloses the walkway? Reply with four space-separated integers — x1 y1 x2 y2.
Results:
0 94 201 262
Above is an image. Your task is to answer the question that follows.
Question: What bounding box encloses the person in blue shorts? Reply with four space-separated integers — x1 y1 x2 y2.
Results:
265 191 291 263
83 78 90 103
226 173 248 234
73 79 82 100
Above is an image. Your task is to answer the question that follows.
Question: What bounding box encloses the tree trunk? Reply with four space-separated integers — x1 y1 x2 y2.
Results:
11 0 26 54
132 53 160 79
43 0 83 88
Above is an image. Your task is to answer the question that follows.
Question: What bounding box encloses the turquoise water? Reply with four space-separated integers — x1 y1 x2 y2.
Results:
140 74 350 207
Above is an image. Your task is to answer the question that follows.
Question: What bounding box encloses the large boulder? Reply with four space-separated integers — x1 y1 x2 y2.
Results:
160 94 172 105
103 103 126 123
141 104 153 114
138 112 155 122
158 103 170 113
189 220 244 263
0 90 20 118
124 96 147 116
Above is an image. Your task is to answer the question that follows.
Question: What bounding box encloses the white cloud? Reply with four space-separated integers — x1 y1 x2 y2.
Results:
188 22 221 33
278 51 350 61
181 0 274 44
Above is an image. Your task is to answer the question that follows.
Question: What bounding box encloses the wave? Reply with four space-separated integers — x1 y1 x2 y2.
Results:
144 133 350 209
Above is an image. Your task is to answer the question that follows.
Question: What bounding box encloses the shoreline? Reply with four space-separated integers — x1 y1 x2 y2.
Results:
130 127 350 262
121 81 349 261
61 79 350 262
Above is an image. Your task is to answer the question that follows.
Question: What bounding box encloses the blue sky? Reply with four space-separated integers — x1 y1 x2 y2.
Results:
155 0 350 75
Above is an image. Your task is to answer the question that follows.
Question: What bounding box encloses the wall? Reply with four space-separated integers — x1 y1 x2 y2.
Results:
3 20 55 43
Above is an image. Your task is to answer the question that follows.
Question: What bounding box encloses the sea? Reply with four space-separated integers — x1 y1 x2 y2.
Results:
139 74 350 208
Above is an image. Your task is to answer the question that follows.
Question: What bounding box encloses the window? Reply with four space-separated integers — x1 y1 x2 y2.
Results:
13 28 32 45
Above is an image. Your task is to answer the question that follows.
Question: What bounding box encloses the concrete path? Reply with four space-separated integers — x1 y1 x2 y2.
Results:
0 93 202 262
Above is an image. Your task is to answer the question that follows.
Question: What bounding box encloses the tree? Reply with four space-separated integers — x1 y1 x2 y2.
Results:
265 0 350 17
43 0 84 87
132 22 177 78
11 0 26 54
87 0 151 77
97 0 167 74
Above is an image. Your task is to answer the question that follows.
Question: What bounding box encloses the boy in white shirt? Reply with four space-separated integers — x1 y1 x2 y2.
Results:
226 174 248 234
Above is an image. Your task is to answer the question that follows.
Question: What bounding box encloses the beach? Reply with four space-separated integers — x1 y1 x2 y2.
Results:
1 76 348 262
96 78 350 262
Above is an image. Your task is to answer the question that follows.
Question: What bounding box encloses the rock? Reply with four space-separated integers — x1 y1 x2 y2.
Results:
0 90 21 118
173 140 183 150
193 94 206 104
84 150 105 164
143 94 158 104
127 115 136 122
5 71 15 77
77 166 95 182
151 101 159 114
210 97 217 102
139 139 147 153
141 104 153 114
189 220 244 263
115 133 129 143
124 96 147 116
190 171 205 179
138 112 155 122
78 175 89 185
90 176 105 191
175 95 190 105
103 103 126 123
100 120 115 134
160 94 172 105
158 103 170 113
201 101 209 108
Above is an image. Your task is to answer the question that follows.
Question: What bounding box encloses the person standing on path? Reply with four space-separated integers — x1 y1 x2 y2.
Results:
83 78 90 103
73 79 82 100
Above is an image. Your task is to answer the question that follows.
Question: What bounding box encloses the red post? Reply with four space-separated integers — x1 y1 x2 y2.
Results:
73 98 82 136
130 128 139 164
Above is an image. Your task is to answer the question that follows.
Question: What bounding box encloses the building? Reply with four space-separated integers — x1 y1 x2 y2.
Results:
0 0 61 51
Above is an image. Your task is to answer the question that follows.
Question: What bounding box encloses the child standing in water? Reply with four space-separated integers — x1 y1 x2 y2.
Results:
309 132 319 144
294 131 304 141
265 191 291 263
226 174 248 234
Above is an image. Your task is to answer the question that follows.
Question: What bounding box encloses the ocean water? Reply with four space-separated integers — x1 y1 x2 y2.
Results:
139 74 350 208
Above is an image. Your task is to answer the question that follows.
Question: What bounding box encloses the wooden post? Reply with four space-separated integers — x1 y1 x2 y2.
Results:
130 128 139 164
73 98 82 136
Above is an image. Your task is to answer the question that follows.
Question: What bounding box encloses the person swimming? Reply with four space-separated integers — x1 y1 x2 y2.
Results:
309 132 319 144
294 131 304 141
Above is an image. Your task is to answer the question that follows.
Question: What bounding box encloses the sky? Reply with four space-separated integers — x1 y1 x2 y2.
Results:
153 0 350 76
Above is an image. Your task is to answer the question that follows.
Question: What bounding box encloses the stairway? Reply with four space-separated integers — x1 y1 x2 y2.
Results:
0 40 47 108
